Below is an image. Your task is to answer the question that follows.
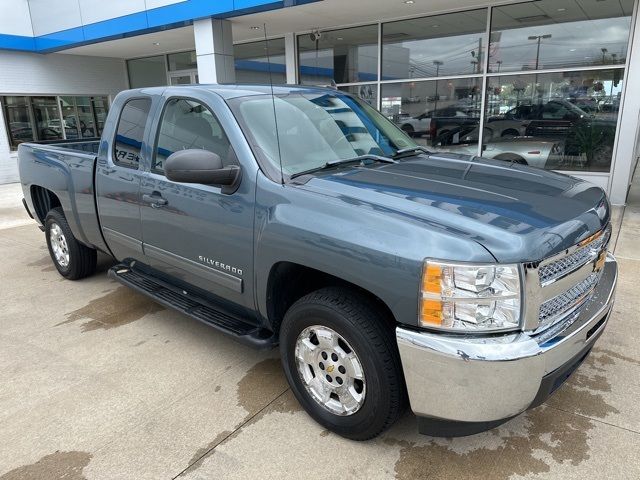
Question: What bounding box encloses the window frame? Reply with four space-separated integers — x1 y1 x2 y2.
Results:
1 94 109 150
112 96 152 170
151 95 235 177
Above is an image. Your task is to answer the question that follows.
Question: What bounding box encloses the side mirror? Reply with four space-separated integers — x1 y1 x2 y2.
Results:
165 149 242 194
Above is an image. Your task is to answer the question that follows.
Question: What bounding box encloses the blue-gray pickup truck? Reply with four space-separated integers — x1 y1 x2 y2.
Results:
18 85 617 440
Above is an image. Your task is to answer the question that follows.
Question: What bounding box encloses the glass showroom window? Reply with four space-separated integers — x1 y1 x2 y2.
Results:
382 9 487 80
2 96 62 146
489 0 634 73
92 97 109 134
168 51 197 71
1 96 35 147
298 25 378 85
338 84 378 107
234 38 286 84
485 69 624 171
380 77 482 152
2 95 109 149
128 55 167 88
59 96 109 140
31 97 63 141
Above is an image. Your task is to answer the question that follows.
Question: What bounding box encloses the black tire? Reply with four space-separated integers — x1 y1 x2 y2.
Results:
280 287 406 440
45 207 97 280
401 124 414 136
500 129 520 138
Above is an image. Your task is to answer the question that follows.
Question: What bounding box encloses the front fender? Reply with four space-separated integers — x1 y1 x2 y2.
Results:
253 174 494 329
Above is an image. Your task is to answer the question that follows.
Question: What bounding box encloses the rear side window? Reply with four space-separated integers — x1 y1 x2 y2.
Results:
153 98 233 174
113 98 151 169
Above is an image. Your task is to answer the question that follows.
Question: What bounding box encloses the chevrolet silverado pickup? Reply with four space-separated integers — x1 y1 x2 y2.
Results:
18 85 617 440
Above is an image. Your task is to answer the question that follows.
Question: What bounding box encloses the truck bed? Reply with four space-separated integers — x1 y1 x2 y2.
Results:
18 141 109 253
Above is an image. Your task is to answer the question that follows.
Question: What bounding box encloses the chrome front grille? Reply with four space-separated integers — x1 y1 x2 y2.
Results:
538 272 600 329
538 228 609 286
525 223 611 335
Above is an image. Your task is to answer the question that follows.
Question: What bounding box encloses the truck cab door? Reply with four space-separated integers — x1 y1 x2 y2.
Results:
139 92 255 314
96 96 155 261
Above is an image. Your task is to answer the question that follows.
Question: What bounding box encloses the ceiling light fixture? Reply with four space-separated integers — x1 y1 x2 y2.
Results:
404 0 415 4
557 8 566 12
250 26 261 30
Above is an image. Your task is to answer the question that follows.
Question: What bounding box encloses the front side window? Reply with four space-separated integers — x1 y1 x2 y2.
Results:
153 98 233 174
113 98 151 169
229 92 415 178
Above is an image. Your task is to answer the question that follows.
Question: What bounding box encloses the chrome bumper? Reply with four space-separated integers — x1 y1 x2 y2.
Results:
396 254 617 425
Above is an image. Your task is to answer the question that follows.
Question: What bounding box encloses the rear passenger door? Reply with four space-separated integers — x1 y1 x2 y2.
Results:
139 92 255 313
96 96 153 261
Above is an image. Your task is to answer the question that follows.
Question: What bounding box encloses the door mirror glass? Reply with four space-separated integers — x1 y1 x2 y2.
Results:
165 149 241 192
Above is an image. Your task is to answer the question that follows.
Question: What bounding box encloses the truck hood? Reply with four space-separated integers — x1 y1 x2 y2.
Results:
299 153 609 263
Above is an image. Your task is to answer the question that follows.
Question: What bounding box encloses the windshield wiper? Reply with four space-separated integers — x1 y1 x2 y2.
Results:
290 154 397 179
392 145 433 159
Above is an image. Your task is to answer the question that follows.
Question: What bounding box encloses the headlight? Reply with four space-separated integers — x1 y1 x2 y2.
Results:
419 260 521 332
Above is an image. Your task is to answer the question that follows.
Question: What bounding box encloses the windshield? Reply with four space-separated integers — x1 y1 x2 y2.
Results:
229 92 416 178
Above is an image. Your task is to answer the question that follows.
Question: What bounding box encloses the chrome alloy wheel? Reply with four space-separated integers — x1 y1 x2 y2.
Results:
49 223 70 268
295 325 366 416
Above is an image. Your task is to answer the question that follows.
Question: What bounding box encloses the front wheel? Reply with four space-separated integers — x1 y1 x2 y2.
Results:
279 287 406 440
45 207 97 280
401 124 415 137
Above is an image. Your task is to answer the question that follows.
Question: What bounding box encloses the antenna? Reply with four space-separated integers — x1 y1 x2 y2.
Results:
313 28 320 85
263 23 284 185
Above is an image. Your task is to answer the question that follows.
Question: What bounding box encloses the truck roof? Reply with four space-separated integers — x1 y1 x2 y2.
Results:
133 84 342 100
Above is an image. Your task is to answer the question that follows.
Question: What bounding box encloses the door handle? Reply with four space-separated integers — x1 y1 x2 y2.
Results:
142 193 168 208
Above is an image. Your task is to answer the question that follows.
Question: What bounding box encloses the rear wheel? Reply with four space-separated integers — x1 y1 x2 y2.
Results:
45 207 96 280
501 129 520 138
401 124 415 136
280 287 405 440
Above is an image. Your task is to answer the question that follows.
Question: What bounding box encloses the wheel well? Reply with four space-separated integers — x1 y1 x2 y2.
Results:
494 153 527 165
30 186 61 223
266 262 396 335
501 129 519 137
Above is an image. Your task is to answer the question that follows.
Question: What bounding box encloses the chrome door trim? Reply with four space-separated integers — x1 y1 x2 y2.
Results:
143 243 243 293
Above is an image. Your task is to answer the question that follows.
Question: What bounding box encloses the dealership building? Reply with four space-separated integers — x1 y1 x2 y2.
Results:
0 0 638 204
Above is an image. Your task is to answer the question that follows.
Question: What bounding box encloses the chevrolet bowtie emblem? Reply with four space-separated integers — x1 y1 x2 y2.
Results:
326 365 335 373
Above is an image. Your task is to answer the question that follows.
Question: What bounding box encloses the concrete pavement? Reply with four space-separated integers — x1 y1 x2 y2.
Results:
1 180 639 479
